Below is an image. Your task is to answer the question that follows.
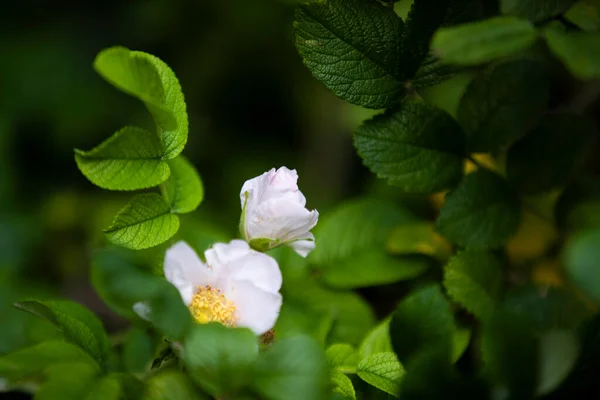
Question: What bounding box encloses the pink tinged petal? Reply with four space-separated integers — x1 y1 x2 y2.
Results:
226 280 282 335
226 251 282 294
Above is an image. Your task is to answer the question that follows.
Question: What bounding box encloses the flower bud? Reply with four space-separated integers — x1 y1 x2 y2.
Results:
239 167 318 257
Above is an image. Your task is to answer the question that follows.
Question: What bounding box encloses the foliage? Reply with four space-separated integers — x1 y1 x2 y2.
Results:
2 0 600 399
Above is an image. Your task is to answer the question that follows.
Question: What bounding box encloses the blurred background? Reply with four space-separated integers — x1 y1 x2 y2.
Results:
0 0 389 355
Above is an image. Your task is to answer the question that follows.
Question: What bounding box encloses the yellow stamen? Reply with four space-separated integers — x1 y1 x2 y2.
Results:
189 285 237 326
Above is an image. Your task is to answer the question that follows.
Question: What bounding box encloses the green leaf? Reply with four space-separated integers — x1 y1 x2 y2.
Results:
36 362 100 400
432 17 536 66
0 340 99 381
357 352 405 396
457 58 549 152
91 247 192 338
436 169 521 248
386 222 452 261
503 286 592 333
326 344 359 374
565 0 600 32
309 198 429 288
537 330 580 396
330 372 356 400
411 55 463 89
564 228 600 304
123 328 155 374
254 335 328 400
74 127 170 191
452 328 471 363
354 101 466 194
507 114 597 194
359 318 393 359
443 250 503 320
390 284 454 364
184 323 258 397
310 198 415 265
104 193 180 250
502 0 575 21
294 0 406 109
14 300 110 366
86 375 123 400
481 311 538 398
319 249 429 289
402 0 451 77
94 47 188 158
144 371 206 400
165 155 204 213
544 29 600 80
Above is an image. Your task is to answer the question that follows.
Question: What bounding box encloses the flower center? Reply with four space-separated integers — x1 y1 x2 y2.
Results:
189 285 237 326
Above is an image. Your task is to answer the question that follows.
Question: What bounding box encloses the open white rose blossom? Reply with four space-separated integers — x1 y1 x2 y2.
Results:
240 167 319 257
149 240 282 335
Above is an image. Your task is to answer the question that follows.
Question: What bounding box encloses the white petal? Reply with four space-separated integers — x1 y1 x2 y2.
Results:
288 232 316 258
225 251 282 294
164 241 212 304
246 200 318 242
208 240 251 265
226 280 282 335
133 301 152 321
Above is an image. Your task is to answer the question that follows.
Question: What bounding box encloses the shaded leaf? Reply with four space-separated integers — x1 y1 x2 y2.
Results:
184 323 258 397
294 0 405 108
14 300 110 366
390 284 454 364
326 344 359 373
537 330 580 396
503 286 592 333
436 169 521 248
443 250 503 320
507 114 597 194
565 0 600 32
330 372 356 399
544 29 600 79
123 328 155 374
432 17 536 66
354 101 466 194
501 0 575 22
0 340 99 381
402 0 451 76
563 228 600 304
386 222 452 261
481 311 538 398
359 318 392 359
254 335 328 400
458 58 549 152
143 371 207 400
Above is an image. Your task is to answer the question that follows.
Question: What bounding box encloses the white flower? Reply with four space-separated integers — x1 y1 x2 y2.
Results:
239 167 319 257
141 240 283 336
